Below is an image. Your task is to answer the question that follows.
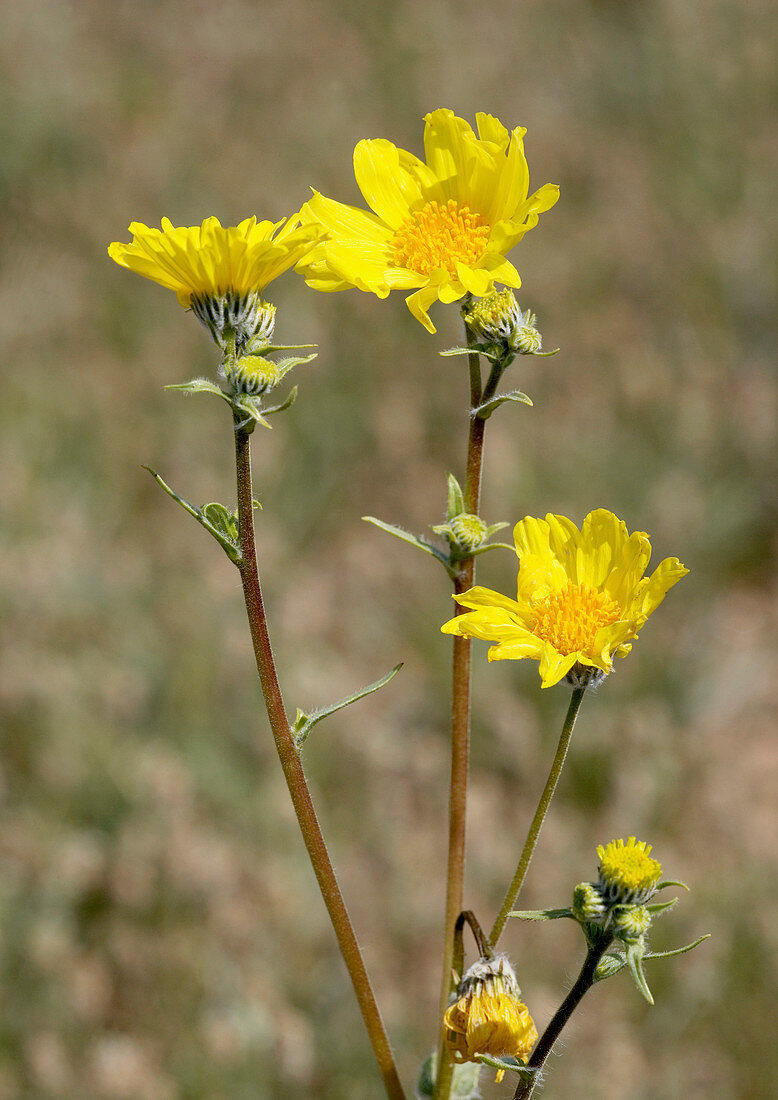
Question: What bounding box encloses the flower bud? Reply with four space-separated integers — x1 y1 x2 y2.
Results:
613 904 652 945
465 289 522 342
572 882 607 922
448 513 489 552
465 290 544 356
228 355 282 395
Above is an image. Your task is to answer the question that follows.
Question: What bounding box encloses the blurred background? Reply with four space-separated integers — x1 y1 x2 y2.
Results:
1 1 776 1097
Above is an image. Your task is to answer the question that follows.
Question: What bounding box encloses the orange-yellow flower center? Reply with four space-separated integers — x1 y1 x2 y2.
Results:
531 582 621 656
391 199 491 277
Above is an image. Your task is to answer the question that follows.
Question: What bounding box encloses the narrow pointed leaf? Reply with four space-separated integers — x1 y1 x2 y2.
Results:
294 663 403 748
143 468 241 563
257 343 317 354
645 897 679 917
232 394 271 429
446 472 465 519
362 517 454 574
439 345 481 357
626 945 654 1004
656 879 689 892
469 541 515 558
275 353 318 376
263 386 298 416
645 934 711 961
475 1054 535 1081
509 908 575 921
164 377 225 397
473 390 533 420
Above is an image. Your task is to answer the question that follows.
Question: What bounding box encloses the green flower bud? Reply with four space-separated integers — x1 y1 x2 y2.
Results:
229 355 282 395
613 905 652 945
465 289 521 342
572 882 607 922
448 513 489 552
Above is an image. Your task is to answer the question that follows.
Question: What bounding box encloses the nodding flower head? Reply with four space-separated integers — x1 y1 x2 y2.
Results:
443 955 537 1081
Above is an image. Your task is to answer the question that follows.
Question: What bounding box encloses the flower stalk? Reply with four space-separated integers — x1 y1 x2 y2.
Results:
490 686 587 944
511 931 614 1100
233 423 406 1100
433 323 500 1100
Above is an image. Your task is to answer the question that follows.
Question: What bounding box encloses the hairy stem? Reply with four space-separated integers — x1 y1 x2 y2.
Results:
490 687 587 944
512 933 614 1100
234 425 406 1100
433 327 486 1100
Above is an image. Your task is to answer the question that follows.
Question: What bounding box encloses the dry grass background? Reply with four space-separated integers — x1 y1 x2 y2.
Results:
1 1 776 1097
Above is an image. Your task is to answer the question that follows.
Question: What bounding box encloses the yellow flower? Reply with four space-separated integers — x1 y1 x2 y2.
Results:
441 509 688 688
297 108 559 333
108 216 322 347
444 955 537 1081
597 837 663 904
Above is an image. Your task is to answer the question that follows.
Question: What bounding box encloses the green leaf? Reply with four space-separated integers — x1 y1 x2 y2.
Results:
594 952 627 981
645 897 679 917
645 934 710 961
474 1055 535 1081
626 943 654 1004
293 663 403 749
508 907 575 921
362 517 455 577
231 394 271 430
473 390 533 420
439 345 482 357
655 879 689 892
255 342 318 355
201 503 239 544
164 377 225 397
274 353 317 377
446 472 465 520
143 468 241 564
469 541 514 558
262 386 298 417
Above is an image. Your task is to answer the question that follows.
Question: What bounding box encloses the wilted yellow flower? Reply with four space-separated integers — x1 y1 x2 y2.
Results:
297 108 559 333
441 509 688 688
108 216 321 348
444 955 537 1081
598 837 663 904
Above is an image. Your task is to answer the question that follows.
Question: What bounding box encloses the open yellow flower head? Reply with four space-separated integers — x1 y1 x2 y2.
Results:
296 108 559 333
597 837 663 904
444 955 537 1081
441 509 689 688
108 216 322 348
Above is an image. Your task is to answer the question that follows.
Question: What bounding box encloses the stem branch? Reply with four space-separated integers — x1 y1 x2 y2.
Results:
490 687 586 944
512 933 614 1100
233 425 405 1100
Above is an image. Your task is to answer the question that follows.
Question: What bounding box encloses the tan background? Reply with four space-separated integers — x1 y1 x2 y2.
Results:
1 1 776 1097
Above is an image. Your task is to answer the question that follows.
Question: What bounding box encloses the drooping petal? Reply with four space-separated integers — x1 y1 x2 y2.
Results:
628 557 689 623
538 645 579 688
404 282 443 333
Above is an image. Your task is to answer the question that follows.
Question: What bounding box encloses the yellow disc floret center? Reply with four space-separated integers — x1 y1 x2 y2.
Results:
531 582 621 656
391 200 491 277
